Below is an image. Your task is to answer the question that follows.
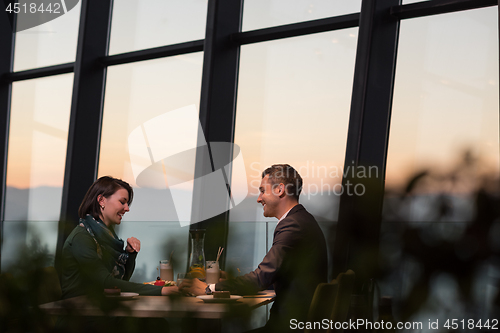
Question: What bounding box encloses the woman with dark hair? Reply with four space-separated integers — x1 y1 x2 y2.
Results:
60 176 177 299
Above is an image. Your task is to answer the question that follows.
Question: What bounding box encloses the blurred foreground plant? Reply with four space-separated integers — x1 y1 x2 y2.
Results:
0 237 56 333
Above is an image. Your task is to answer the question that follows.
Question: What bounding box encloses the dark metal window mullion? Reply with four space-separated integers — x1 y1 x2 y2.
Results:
5 63 74 82
0 10 16 271
189 0 243 270
230 13 360 46
55 0 114 271
333 0 401 289
390 0 497 20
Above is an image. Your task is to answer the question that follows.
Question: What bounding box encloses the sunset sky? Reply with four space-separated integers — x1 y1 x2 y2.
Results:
4 1 498 204
2 0 499 286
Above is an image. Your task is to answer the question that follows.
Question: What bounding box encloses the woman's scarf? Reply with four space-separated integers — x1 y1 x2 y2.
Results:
79 214 129 279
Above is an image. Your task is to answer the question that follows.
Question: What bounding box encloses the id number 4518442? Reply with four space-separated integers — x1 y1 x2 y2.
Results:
5 2 62 14
444 319 498 330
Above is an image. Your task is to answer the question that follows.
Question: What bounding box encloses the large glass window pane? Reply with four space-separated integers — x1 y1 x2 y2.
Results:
13 2 81 71
383 7 499 323
242 0 361 31
109 0 208 55
1 74 73 270
228 29 358 281
99 54 203 281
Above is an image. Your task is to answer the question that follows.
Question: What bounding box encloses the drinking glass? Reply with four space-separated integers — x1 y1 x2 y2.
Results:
159 260 174 281
177 273 188 287
188 229 206 278
205 261 220 284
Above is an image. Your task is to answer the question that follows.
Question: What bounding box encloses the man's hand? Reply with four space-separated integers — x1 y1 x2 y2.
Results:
126 237 141 253
182 278 208 296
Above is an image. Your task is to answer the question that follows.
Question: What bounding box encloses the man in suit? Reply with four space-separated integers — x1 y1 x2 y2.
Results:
186 164 328 332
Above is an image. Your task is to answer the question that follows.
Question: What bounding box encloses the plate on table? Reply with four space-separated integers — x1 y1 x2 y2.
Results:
106 292 139 300
244 291 274 298
196 295 242 303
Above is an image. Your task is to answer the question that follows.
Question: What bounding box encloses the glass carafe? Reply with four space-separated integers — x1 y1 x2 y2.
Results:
188 229 206 279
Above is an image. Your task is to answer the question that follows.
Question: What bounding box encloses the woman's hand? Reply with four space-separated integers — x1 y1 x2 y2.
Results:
219 270 228 282
126 237 141 253
161 286 180 296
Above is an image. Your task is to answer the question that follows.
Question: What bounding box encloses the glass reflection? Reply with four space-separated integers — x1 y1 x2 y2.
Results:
382 7 499 324
243 0 361 31
99 54 203 279
228 29 358 290
386 8 499 220
231 29 358 224
109 0 208 55
117 222 189 284
13 1 80 71
2 74 73 270
99 53 203 221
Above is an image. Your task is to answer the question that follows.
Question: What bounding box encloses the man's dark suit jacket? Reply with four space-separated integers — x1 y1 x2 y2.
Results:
216 204 328 331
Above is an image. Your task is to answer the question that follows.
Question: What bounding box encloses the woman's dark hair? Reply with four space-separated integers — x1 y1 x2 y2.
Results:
78 176 134 219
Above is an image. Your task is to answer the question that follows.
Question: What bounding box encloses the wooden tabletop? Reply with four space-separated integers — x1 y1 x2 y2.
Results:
39 291 276 319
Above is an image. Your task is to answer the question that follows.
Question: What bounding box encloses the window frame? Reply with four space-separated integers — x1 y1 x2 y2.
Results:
0 0 497 275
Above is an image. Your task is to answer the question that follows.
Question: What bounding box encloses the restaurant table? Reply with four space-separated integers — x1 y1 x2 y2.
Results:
39 290 276 319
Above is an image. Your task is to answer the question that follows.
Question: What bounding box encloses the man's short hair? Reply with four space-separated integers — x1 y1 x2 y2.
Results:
262 164 303 200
